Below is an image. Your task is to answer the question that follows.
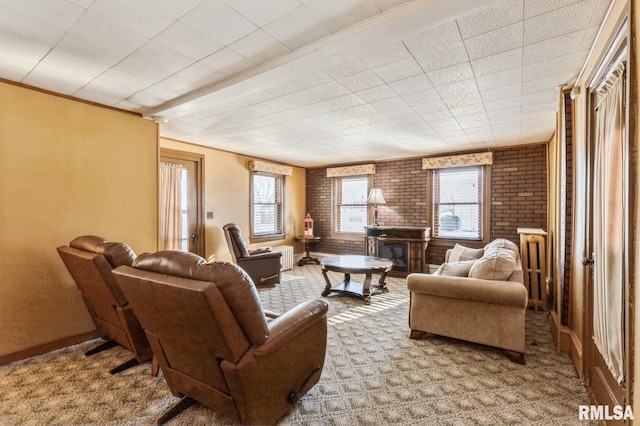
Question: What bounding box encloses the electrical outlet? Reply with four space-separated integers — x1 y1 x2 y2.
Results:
206 212 213 219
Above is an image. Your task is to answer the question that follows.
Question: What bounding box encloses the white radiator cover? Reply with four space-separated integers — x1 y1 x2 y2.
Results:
272 245 294 271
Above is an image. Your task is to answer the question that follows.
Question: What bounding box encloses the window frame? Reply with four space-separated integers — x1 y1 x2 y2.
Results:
250 171 285 242
331 174 372 240
427 165 491 244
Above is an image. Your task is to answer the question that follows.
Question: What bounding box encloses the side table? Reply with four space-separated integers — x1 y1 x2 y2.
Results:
295 236 321 266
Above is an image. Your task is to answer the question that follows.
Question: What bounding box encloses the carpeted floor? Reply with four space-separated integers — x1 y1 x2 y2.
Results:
0 265 594 425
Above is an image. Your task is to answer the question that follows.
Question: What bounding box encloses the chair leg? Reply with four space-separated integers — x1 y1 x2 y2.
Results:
157 397 196 425
409 330 427 340
110 358 140 374
151 355 160 377
85 339 118 356
505 350 525 365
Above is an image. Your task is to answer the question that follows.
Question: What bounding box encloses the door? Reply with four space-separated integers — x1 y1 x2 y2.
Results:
159 149 204 256
583 25 629 421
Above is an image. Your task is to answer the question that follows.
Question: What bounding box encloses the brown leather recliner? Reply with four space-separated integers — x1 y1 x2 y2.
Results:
57 235 153 374
223 223 282 286
112 251 328 425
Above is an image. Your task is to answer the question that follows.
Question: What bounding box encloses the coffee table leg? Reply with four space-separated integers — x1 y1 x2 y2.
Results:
378 270 390 293
321 268 332 297
362 272 372 305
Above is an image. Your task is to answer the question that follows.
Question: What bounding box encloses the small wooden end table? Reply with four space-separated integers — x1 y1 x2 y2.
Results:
320 255 393 304
295 236 321 266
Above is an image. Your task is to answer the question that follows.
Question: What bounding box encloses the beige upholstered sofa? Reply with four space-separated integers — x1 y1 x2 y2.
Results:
407 238 527 363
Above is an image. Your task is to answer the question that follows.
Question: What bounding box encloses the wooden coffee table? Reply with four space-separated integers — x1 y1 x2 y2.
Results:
320 255 393 304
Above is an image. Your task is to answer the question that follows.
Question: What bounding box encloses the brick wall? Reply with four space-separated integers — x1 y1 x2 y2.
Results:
306 143 548 265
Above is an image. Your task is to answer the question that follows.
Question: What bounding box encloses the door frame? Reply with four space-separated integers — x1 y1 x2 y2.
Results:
160 148 205 256
582 15 633 416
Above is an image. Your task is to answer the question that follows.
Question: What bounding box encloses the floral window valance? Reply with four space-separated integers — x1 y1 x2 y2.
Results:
248 160 292 176
326 163 376 177
422 152 493 170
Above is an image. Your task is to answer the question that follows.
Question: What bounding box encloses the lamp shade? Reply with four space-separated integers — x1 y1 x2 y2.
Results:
366 188 386 205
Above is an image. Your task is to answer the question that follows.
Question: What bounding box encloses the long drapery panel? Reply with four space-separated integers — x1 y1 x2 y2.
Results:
592 62 626 385
159 162 184 251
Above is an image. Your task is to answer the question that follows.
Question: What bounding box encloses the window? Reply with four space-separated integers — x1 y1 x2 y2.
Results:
334 175 369 234
251 172 284 239
432 166 484 240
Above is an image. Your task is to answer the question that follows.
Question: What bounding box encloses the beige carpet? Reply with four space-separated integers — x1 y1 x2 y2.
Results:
0 265 594 425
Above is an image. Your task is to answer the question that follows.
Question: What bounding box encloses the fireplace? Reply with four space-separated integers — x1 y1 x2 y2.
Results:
364 226 430 276
377 241 409 273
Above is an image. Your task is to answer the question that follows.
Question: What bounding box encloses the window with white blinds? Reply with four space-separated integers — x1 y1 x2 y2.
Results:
432 166 483 240
251 172 284 238
334 175 369 234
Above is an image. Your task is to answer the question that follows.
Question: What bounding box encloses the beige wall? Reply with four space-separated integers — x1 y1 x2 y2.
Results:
0 82 158 357
160 138 306 262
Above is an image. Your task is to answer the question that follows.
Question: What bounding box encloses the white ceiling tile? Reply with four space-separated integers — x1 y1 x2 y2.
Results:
146 0 202 18
464 22 523 60
370 96 407 113
57 12 151 68
457 0 523 38
200 47 256 76
263 6 331 51
389 74 433 95
443 92 483 109
480 83 521 102
524 0 580 19
484 96 521 112
359 40 412 68
0 6 64 80
154 22 224 61
450 104 486 117
427 62 474 87
411 100 449 116
158 62 225 94
23 61 94 95
471 48 522 77
112 40 194 84
0 0 85 31
522 54 575 82
181 0 257 45
222 0 300 27
402 88 442 107
524 1 598 44
326 94 366 109
522 73 571 95
322 57 370 79
356 85 397 103
289 70 333 89
436 78 479 98
229 29 291 65
476 68 522 90
373 58 423 83
307 81 351 100
128 84 181 108
339 70 385 92
302 0 381 33
89 0 173 38
523 30 586 65
413 42 469 73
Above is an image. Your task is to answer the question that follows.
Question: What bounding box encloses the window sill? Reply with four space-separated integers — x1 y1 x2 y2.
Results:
250 234 286 244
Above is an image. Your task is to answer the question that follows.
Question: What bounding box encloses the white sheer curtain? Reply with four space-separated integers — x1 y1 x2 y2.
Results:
592 62 626 384
159 162 183 251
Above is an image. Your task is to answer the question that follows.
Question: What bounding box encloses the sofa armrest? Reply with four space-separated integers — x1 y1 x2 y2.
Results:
407 273 527 308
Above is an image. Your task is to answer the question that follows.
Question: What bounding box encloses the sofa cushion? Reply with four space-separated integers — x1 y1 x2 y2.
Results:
449 243 484 262
468 239 518 281
435 260 477 277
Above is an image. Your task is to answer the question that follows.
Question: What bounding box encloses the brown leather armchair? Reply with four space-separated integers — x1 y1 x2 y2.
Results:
112 251 328 425
57 235 153 374
223 223 282 286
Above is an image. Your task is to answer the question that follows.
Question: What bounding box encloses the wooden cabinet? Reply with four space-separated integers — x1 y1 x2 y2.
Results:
364 226 430 276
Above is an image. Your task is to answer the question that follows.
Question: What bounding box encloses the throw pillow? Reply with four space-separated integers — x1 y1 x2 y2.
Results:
449 243 484 262
468 249 517 281
435 260 477 277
